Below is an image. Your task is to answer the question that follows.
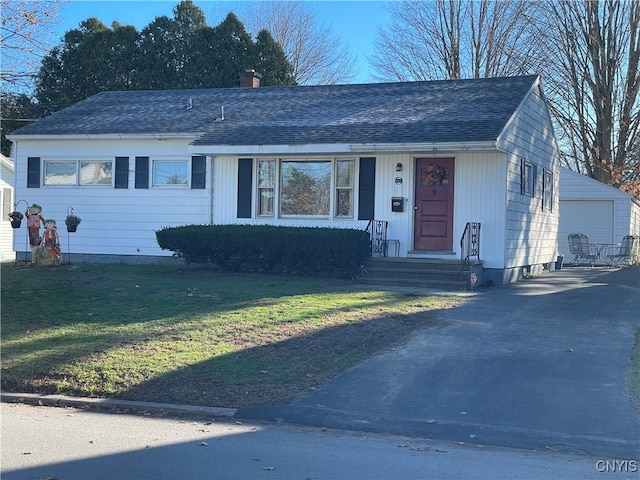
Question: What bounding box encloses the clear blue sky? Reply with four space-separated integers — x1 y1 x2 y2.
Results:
55 1 391 83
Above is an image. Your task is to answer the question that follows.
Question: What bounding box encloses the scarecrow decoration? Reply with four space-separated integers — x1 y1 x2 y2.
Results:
32 218 62 266
25 204 44 250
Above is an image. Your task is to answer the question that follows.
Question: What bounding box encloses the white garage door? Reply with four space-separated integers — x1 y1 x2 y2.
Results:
558 200 614 258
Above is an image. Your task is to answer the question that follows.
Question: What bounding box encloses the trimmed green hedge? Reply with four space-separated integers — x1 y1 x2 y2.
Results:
156 224 370 278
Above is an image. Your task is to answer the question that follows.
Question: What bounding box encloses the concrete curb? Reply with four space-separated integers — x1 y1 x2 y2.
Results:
1 392 237 418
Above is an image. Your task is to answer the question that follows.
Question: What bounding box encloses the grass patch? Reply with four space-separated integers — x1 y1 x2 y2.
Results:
1 263 459 408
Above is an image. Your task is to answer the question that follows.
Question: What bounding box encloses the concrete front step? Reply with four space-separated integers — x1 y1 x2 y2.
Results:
359 257 480 290
358 276 469 290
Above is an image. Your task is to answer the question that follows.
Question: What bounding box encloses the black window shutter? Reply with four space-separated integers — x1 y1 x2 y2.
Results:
237 158 253 218
358 157 376 220
191 156 206 189
115 157 129 189
27 157 40 188
135 156 149 189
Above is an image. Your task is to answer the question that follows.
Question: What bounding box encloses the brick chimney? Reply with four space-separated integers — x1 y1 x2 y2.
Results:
239 69 262 88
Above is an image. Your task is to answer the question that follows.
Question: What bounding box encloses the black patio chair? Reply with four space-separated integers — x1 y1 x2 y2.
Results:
567 233 597 266
607 235 640 267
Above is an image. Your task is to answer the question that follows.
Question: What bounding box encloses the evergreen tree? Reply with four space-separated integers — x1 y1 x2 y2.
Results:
35 2 296 114
254 30 296 86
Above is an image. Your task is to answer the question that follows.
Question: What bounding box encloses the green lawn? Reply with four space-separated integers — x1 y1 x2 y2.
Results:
1 263 459 408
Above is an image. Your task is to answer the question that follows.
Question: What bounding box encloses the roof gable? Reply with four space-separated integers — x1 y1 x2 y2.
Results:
12 75 539 147
560 167 637 202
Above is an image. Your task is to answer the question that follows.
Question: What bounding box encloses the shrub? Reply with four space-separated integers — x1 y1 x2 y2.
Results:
156 224 370 278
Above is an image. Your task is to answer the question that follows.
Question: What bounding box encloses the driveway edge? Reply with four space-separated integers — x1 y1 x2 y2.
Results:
1 391 237 418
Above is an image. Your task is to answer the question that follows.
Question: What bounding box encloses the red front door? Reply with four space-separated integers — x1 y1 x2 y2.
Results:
414 158 455 250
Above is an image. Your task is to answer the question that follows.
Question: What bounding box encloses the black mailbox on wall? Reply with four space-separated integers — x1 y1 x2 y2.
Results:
391 197 404 212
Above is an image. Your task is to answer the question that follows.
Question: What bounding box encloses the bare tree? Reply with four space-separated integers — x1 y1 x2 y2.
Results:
370 0 539 81
228 1 358 85
538 0 640 194
0 0 66 92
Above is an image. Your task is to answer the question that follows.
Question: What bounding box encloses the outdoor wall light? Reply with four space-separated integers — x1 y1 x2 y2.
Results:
395 177 403 184
396 163 403 172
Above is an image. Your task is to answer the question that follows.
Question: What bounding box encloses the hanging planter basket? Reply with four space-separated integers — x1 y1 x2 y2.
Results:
65 214 81 233
8 212 23 229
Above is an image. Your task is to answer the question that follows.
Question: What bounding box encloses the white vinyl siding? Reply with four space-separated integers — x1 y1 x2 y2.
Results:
499 84 560 270
12 138 209 257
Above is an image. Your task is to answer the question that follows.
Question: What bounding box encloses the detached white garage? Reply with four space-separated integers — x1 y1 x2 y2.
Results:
558 167 640 260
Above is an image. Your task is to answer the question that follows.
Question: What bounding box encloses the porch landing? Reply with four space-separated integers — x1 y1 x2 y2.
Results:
358 257 482 291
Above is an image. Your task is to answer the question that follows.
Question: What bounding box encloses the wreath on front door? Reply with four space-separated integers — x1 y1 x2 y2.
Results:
423 163 445 186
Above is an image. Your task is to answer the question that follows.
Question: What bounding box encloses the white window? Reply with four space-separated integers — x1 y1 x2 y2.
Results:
258 160 275 216
44 161 77 185
335 160 354 218
542 168 553 211
80 161 113 185
520 159 536 196
281 160 331 216
255 158 355 219
153 160 188 187
44 160 113 186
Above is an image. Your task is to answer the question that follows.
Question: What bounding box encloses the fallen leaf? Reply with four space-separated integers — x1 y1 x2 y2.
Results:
320 427 327 432
251 458 261 462
397 444 409 448
21 452 32 455
469 434 476 438
459 411 467 415
262 466 275 471
426 418 437 424
38 400 43 406
435 448 448 453
197 441 209 446
566 347 574 352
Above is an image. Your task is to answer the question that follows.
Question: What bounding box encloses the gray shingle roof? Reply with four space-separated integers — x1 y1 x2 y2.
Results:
12 75 538 146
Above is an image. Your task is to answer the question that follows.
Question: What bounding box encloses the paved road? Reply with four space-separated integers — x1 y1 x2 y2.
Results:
241 267 640 459
1 402 635 480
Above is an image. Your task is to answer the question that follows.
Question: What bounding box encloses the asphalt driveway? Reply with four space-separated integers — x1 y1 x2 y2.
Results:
240 266 640 459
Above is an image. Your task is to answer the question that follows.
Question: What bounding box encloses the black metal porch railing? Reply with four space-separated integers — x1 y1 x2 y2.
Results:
460 222 481 268
364 220 388 257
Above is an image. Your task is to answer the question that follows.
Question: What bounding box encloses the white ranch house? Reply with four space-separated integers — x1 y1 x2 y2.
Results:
9 74 560 285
